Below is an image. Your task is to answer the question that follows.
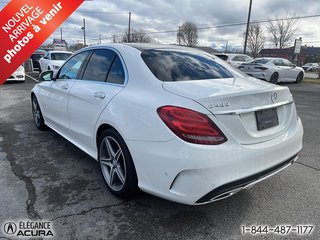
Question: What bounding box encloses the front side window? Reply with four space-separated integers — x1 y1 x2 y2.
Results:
272 59 283 66
141 50 233 82
282 59 294 67
244 56 252 62
58 51 90 79
82 49 116 82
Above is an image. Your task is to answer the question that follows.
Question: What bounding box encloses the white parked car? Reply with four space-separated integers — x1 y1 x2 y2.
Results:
301 62 319 72
7 65 25 82
31 44 303 205
39 51 73 75
239 58 305 84
215 53 253 68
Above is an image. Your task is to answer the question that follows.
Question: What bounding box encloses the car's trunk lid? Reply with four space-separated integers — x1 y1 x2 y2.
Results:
162 77 294 144
239 63 268 73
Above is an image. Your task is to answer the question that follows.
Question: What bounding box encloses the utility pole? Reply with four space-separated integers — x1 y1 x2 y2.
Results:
60 28 63 41
128 12 131 42
81 18 86 46
225 40 229 52
178 26 181 45
243 0 253 54
99 34 102 44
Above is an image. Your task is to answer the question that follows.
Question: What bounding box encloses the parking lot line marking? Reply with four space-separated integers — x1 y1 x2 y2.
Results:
26 74 39 83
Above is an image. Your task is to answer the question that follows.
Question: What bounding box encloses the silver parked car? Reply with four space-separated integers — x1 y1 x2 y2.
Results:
239 58 304 84
215 53 253 68
301 62 319 72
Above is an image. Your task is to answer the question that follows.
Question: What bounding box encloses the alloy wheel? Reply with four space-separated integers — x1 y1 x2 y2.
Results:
99 136 126 192
32 98 41 127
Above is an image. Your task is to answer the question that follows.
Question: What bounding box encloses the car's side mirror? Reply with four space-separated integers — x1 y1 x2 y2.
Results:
39 70 54 81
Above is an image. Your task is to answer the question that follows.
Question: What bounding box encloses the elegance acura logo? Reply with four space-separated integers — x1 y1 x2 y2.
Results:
2 220 54 238
271 92 278 103
3 222 17 234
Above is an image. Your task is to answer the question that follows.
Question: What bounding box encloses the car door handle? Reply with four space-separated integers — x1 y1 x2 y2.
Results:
94 92 105 99
61 84 69 90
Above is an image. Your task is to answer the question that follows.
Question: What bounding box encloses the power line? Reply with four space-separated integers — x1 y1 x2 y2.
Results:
76 10 128 15
92 13 320 38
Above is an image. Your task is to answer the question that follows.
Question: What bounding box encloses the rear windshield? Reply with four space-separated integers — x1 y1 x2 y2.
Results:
141 49 233 82
249 59 270 64
31 54 45 61
215 54 228 61
51 53 72 61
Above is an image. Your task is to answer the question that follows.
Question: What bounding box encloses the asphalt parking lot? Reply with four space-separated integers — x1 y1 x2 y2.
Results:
0 75 319 240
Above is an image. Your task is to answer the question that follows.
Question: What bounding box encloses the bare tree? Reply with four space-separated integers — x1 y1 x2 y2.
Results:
245 23 265 57
122 28 152 43
267 14 298 49
177 21 198 47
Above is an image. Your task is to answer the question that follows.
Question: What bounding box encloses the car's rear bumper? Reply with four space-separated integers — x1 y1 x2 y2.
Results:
195 153 298 204
127 117 303 205
243 71 270 81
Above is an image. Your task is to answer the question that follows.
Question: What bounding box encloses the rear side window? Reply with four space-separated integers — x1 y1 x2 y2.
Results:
83 49 116 82
107 56 125 85
141 50 233 82
232 55 245 62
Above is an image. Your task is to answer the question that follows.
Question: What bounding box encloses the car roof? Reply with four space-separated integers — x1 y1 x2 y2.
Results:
48 51 73 54
82 43 210 54
33 49 47 54
254 57 285 61
126 43 204 52
215 53 250 57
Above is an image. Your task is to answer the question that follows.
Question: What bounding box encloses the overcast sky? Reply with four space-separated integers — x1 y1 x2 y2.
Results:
1 0 320 51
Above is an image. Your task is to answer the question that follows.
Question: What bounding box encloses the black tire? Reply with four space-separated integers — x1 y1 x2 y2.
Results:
295 72 304 84
270 72 279 84
98 128 139 198
31 96 48 130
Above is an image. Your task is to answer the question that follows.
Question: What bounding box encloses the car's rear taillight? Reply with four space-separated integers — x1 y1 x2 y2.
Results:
254 66 268 70
157 106 227 145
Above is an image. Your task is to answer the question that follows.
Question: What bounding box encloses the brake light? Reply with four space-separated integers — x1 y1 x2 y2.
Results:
157 106 227 145
254 66 268 70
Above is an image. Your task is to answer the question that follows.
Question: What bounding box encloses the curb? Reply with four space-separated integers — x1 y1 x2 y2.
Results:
304 79 320 84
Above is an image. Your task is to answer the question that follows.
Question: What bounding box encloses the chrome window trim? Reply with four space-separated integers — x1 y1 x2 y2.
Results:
74 46 129 87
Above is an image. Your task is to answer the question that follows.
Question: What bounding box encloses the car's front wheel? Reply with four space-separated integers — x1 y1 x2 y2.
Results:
31 96 47 130
98 129 139 198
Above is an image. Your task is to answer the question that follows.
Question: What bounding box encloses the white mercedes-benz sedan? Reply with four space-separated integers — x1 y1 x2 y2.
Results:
31 44 303 205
